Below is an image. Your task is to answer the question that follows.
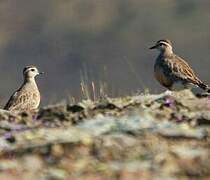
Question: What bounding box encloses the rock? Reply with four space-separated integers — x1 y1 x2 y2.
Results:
0 90 210 179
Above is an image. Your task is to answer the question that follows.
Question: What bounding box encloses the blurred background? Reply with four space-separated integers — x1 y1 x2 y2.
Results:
0 0 210 105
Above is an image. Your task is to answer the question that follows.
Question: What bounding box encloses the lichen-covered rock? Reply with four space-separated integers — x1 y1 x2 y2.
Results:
0 89 210 179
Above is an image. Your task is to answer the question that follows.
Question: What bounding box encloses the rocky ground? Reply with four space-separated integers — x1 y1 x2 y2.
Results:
0 90 210 180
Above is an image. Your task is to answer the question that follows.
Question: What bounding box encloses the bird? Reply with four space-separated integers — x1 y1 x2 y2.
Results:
149 39 209 92
4 65 43 112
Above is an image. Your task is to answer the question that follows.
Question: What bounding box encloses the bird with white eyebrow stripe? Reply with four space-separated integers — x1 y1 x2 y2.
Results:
149 39 209 92
4 65 44 112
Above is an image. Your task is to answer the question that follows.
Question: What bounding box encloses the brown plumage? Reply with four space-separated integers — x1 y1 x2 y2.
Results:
4 66 43 112
150 39 209 91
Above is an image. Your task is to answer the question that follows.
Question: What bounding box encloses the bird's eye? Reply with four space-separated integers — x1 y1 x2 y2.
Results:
159 43 164 46
31 69 35 72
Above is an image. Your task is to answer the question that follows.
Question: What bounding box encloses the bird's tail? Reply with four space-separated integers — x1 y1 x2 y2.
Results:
196 81 210 93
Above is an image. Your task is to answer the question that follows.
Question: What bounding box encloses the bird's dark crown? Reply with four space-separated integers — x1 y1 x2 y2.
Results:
157 39 172 46
23 65 37 73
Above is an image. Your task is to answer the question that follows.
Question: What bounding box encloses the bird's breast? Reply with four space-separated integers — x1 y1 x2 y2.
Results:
154 64 173 89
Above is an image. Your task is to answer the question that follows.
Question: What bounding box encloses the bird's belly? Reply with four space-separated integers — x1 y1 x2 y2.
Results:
32 92 41 109
171 81 187 90
171 81 196 91
154 65 172 89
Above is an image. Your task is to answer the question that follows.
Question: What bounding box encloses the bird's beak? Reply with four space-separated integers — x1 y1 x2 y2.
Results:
149 45 158 49
39 72 44 75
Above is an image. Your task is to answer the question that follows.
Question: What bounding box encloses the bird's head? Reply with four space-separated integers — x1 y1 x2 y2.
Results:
149 39 173 53
23 66 44 79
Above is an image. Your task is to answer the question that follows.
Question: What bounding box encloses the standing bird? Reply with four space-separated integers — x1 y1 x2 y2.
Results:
149 39 209 91
4 66 43 112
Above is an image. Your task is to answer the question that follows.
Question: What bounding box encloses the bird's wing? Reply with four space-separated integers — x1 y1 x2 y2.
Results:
165 55 204 86
4 91 18 110
4 89 30 111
